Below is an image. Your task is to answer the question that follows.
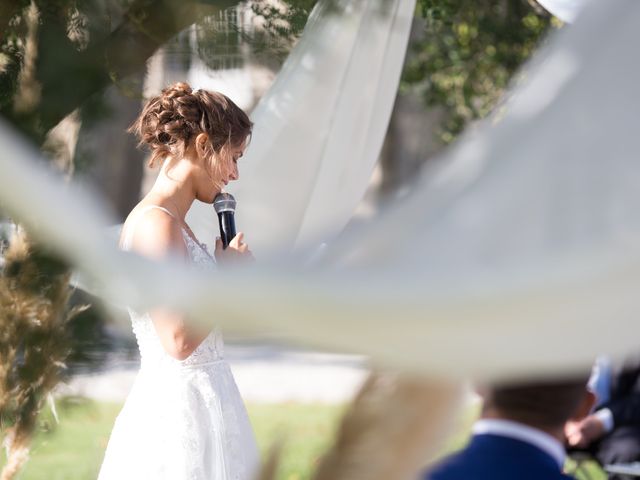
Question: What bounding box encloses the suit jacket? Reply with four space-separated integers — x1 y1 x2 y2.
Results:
425 434 574 480
600 357 640 427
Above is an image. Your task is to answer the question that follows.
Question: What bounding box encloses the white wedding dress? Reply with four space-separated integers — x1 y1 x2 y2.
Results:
98 205 259 480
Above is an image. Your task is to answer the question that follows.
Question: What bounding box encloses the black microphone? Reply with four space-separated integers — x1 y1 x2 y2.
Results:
213 193 237 249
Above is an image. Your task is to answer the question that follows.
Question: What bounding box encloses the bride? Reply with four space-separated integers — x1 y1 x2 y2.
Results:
98 82 259 479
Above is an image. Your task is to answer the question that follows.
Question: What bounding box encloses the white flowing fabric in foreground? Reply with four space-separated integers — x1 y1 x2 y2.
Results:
186 0 416 257
1 0 639 382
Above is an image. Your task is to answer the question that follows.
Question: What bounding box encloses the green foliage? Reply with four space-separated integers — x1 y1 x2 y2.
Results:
250 0 317 41
0 0 238 146
191 0 317 72
403 0 557 143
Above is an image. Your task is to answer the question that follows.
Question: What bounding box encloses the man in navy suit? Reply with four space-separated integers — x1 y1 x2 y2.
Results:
425 377 595 480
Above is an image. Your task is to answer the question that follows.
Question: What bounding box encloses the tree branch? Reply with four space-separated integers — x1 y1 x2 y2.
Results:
3 0 238 144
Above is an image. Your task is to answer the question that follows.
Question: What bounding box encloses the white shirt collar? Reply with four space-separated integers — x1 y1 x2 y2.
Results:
472 418 566 468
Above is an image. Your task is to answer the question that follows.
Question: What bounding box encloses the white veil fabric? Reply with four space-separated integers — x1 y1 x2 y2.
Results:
186 0 416 257
1 0 640 381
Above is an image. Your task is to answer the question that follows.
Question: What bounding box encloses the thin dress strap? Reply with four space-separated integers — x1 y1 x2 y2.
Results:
120 205 178 252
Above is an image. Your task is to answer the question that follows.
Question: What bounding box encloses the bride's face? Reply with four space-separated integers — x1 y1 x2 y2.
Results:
193 134 246 204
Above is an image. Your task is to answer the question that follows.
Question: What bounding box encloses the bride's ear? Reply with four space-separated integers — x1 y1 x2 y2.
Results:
194 133 210 161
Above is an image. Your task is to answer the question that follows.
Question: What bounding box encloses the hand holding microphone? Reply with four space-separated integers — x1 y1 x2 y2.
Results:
213 193 253 264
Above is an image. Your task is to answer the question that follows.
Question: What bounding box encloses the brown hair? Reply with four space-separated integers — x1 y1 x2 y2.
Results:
129 82 252 167
485 375 590 429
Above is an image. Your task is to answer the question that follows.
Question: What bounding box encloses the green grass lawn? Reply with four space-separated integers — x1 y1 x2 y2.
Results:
0 397 606 480
0 397 345 480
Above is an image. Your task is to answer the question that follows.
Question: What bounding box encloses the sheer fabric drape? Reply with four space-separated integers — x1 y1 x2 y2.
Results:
1 0 639 380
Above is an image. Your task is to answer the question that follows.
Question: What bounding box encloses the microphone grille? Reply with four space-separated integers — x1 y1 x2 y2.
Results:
213 192 236 213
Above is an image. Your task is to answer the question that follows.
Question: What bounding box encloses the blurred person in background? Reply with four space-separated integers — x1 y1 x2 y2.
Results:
424 376 595 480
566 355 640 479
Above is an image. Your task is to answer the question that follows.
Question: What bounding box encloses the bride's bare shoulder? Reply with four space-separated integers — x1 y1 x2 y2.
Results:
122 204 187 259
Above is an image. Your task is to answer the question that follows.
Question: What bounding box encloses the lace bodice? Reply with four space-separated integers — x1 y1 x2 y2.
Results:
121 205 225 370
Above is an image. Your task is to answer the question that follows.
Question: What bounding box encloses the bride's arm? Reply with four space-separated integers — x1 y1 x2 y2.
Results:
129 210 209 361
148 307 209 361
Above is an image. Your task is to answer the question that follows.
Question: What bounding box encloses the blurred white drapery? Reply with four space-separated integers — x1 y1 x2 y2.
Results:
186 0 416 257
1 0 640 381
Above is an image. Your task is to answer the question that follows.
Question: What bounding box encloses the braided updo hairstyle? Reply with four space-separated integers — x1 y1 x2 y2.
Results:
129 82 252 168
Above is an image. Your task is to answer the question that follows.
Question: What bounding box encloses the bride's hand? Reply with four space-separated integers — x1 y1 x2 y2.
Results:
215 232 254 265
